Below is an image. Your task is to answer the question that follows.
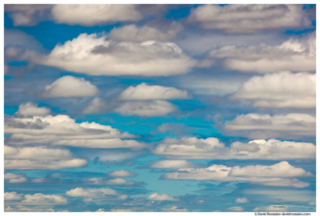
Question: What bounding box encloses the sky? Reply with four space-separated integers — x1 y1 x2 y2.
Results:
2 3 317 213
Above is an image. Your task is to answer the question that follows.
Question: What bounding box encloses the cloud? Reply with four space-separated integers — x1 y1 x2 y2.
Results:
5 113 135 145
108 22 182 42
4 145 87 170
149 160 195 169
51 4 142 26
153 137 315 160
41 76 99 98
36 33 196 76
228 206 244 211
52 138 146 149
210 33 315 73
5 205 55 212
119 83 188 100
15 103 51 117
84 178 136 186
4 192 24 200
224 113 316 139
21 193 67 205
108 170 136 177
253 205 289 212
232 72 315 108
187 4 312 33
162 206 189 212
163 161 311 188
4 173 28 183
235 197 250 203
147 193 179 201
83 98 104 114
116 100 176 117
65 187 127 201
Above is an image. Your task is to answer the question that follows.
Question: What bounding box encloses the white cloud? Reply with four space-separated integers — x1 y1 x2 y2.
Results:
210 33 315 73
65 187 127 201
163 161 311 188
52 138 146 149
83 98 104 114
41 76 99 98
15 103 50 117
149 160 195 169
162 206 189 212
21 193 67 205
253 205 289 212
233 72 316 108
187 4 312 33
228 206 244 211
84 178 135 186
51 4 142 26
116 100 176 117
4 173 28 183
235 197 250 203
5 159 87 170
4 192 24 200
36 33 196 76
153 137 315 160
5 113 135 145
5 205 55 212
147 193 179 201
110 209 133 212
108 170 136 177
108 22 182 42
119 83 188 100
224 113 316 139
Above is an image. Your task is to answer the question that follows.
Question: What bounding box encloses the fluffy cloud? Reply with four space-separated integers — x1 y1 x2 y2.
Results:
108 170 136 177
15 103 51 117
4 145 87 170
149 160 195 169
5 205 55 212
163 161 311 188
235 197 250 203
119 83 188 100
187 4 312 33
65 187 127 201
147 193 179 201
36 33 196 76
253 205 289 212
21 193 67 205
4 192 24 200
51 4 142 26
41 76 99 98
162 206 189 212
224 113 316 139
83 98 104 114
108 22 182 42
116 100 176 117
4 173 28 183
210 33 315 73
5 113 135 145
233 72 315 108
84 178 135 186
228 206 244 211
153 137 316 160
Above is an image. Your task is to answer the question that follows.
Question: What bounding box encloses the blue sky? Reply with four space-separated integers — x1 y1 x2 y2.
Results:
3 4 316 213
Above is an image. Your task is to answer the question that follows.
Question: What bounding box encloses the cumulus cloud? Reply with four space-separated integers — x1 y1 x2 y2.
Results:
163 161 311 188
83 98 104 114
21 193 67 205
228 206 244 211
15 103 50 117
4 145 87 170
116 100 176 117
162 206 189 212
149 160 195 169
153 137 315 160
235 197 250 203
119 83 188 100
84 178 136 186
147 193 179 201
4 192 24 200
224 113 316 139
51 4 142 26
65 187 127 201
108 22 182 42
5 113 135 145
108 170 136 177
5 205 55 212
253 205 289 212
210 33 315 73
232 72 316 108
187 4 313 33
4 173 28 183
41 76 99 98
36 33 196 76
